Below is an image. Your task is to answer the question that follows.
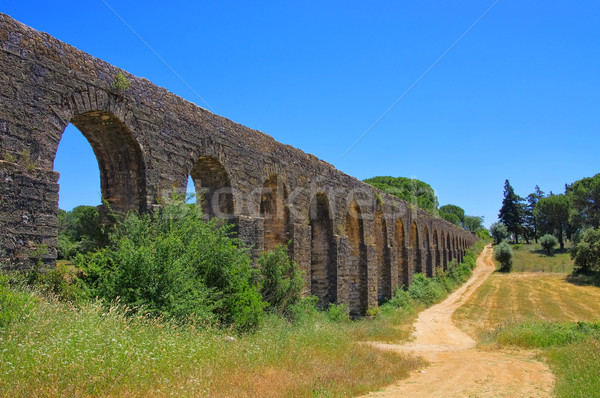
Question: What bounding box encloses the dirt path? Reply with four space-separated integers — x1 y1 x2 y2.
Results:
361 246 555 397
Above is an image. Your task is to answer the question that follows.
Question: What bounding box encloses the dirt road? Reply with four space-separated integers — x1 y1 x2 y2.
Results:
361 246 555 397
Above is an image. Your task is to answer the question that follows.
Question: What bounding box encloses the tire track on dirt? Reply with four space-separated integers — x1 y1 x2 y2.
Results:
361 246 555 398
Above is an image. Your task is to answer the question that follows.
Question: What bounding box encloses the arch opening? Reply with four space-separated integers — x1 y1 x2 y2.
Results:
375 211 391 302
260 175 290 252
189 156 234 219
59 111 147 215
423 226 432 277
411 222 421 274
346 201 366 315
396 219 408 287
309 193 336 307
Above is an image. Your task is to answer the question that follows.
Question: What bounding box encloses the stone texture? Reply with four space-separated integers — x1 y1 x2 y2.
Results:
0 13 478 312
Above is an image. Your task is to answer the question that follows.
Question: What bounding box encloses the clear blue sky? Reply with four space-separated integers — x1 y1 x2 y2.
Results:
4 1 599 227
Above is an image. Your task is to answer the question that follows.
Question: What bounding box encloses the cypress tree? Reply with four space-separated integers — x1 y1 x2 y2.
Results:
498 179 524 243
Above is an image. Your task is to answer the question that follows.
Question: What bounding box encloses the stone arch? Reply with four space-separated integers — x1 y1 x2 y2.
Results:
447 232 453 263
346 200 366 315
411 221 421 274
375 210 391 302
260 174 290 252
55 111 147 214
396 218 408 287
423 225 433 277
309 192 336 307
433 229 441 269
189 156 234 219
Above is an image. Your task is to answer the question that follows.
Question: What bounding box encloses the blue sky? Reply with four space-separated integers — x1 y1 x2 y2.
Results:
4 1 599 227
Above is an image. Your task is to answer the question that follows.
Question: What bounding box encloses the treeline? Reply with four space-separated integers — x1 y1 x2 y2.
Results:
364 176 486 235
493 174 600 272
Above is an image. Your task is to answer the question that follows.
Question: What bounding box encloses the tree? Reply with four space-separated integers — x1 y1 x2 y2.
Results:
572 227 600 273
439 205 465 224
498 180 524 243
494 241 513 272
539 234 558 255
568 174 600 229
440 211 461 226
524 186 545 243
463 215 485 233
490 222 509 244
364 176 439 215
535 194 571 250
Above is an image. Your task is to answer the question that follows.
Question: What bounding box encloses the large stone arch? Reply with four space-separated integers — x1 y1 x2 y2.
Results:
433 229 441 269
189 156 234 219
309 192 336 307
260 174 291 252
346 200 367 315
410 221 421 275
59 110 147 214
396 218 408 287
423 225 433 276
374 210 391 302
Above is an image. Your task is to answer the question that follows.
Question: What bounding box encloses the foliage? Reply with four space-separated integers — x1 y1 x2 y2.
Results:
256 243 304 316
462 215 485 233
476 229 492 241
539 234 558 255
498 179 524 243
364 176 439 215
523 185 545 242
494 241 513 271
572 227 600 273
77 201 264 332
440 211 461 225
567 173 600 229
439 204 465 223
535 194 571 250
111 71 131 91
57 206 107 260
490 222 509 244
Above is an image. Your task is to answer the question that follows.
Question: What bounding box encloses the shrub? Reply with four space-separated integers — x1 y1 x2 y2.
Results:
78 201 264 332
490 222 509 244
408 273 444 305
572 227 600 272
257 243 304 315
111 71 131 91
325 303 350 322
540 234 558 255
494 241 513 272
476 229 492 241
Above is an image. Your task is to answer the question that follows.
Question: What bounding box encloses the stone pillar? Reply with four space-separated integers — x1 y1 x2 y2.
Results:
233 215 264 261
365 243 377 311
335 236 350 308
290 223 311 294
389 246 399 294
0 161 59 269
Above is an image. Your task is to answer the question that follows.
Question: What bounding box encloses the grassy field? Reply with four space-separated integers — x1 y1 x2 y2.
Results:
0 291 422 398
454 244 600 398
510 242 574 273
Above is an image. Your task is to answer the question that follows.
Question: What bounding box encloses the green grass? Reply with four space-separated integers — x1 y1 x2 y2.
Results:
0 292 423 397
491 320 600 398
510 242 574 273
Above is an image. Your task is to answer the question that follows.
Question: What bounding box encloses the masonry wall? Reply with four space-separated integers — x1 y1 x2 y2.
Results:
0 13 478 314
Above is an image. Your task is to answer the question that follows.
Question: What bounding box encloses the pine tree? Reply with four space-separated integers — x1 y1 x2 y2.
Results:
498 179 524 243
524 185 545 243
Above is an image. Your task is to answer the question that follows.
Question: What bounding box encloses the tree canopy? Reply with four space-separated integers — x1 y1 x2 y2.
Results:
498 180 524 243
364 176 439 215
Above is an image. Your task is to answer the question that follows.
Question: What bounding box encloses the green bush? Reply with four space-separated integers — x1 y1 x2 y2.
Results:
78 201 265 332
325 303 350 322
540 234 558 255
257 243 304 315
408 273 445 305
476 229 492 241
572 227 600 272
494 241 513 272
490 222 509 244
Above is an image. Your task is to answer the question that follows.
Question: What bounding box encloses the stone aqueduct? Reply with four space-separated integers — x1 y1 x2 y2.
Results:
0 14 476 314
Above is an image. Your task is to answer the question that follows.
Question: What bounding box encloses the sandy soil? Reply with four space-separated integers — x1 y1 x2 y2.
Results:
361 246 555 397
